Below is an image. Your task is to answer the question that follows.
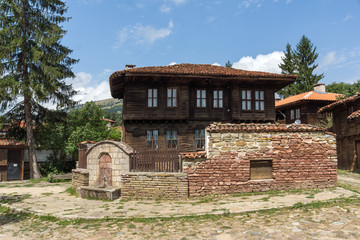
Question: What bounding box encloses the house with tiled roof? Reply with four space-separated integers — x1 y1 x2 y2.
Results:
275 84 342 125
109 63 297 154
319 92 360 171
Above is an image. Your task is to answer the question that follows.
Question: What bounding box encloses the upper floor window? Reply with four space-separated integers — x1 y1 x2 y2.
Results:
291 108 300 120
296 108 300 119
146 130 159 149
148 89 158 107
242 90 252 110
213 90 223 108
195 129 205 149
254 90 264 111
167 88 177 107
166 130 178 148
196 90 206 108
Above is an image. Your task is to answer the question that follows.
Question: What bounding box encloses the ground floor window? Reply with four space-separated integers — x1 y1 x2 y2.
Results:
166 130 178 148
250 160 272 180
146 130 159 148
195 129 205 150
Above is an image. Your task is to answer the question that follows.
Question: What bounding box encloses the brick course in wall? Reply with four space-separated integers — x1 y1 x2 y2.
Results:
121 172 188 200
185 123 337 197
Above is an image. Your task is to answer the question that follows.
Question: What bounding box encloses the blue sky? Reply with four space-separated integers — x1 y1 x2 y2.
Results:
62 0 360 102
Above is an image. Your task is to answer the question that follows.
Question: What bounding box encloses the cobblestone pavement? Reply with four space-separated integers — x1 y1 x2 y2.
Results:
0 171 359 240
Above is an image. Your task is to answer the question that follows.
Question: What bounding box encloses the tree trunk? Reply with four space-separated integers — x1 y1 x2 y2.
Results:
24 96 42 179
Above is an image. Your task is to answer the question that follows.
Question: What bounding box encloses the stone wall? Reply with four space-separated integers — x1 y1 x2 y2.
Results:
121 172 188 200
86 140 133 188
72 168 89 190
185 123 337 197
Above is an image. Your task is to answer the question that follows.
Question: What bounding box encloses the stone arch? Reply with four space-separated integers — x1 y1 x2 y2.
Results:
98 153 112 187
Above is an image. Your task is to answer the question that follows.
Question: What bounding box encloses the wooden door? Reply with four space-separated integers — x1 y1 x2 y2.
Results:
98 154 112 187
7 150 21 180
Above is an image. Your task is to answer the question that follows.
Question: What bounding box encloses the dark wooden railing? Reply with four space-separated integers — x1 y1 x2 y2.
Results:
130 147 182 172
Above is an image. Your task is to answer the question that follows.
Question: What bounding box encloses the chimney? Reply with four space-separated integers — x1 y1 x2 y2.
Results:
314 83 326 93
125 64 136 70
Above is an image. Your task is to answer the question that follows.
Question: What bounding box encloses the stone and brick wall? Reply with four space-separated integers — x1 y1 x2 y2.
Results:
121 172 188 200
86 140 133 188
72 168 89 190
184 123 337 197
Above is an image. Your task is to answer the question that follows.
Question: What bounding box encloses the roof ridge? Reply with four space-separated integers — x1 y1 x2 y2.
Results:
303 91 313 99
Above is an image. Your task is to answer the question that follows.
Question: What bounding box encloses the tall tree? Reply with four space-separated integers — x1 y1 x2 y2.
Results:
225 60 232 68
0 1 78 178
277 35 324 98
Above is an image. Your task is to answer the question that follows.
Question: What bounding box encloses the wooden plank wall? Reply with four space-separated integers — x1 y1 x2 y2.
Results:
0 149 7 181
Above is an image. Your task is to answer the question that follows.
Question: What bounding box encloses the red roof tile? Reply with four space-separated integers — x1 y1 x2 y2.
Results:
207 122 324 133
0 138 27 147
275 91 342 109
181 151 206 159
319 92 360 113
347 109 360 120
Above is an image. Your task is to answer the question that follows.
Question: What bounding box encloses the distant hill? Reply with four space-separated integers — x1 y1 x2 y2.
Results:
69 98 123 115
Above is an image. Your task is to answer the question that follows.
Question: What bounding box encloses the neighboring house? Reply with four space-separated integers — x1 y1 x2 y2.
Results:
275 84 342 125
318 92 360 171
109 64 296 153
0 138 27 181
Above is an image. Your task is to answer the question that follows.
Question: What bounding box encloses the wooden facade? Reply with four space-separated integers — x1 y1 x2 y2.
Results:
0 140 26 181
319 93 360 171
110 64 296 153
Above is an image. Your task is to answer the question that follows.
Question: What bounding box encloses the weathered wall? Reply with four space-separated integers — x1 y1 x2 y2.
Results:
72 168 89 190
185 123 337 197
121 172 188 200
86 140 133 188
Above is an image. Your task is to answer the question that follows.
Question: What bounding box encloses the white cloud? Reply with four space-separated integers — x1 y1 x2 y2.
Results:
171 0 186 5
212 62 221 66
239 0 262 8
160 4 171 13
66 72 112 104
286 0 292 4
319 51 337 69
115 20 174 47
232 51 285 73
343 14 353 22
169 62 177 66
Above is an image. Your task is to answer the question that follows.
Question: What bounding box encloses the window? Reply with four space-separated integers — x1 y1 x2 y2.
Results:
167 88 177 107
148 89 157 107
250 160 272 180
213 90 223 108
242 90 252 110
195 129 205 149
146 130 159 148
290 109 295 120
196 89 206 107
295 108 300 119
166 130 178 148
348 105 354 115
254 90 264 111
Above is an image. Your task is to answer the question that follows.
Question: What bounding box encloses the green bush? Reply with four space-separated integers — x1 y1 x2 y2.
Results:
40 155 75 177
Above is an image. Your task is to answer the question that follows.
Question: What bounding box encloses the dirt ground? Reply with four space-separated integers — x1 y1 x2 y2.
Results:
0 171 359 240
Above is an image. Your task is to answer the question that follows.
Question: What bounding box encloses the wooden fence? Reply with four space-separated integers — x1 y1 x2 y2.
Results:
130 148 182 172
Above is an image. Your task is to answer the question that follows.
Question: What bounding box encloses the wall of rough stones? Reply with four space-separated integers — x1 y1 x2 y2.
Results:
86 140 133 188
184 123 337 197
121 172 188 200
72 168 89 190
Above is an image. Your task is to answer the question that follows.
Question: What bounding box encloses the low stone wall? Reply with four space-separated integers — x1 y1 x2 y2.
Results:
72 168 89 190
185 123 337 197
121 172 188 200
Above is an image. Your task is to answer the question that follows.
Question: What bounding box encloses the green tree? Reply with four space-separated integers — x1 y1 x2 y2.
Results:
0 1 78 178
225 60 232 68
327 80 360 98
277 35 324 98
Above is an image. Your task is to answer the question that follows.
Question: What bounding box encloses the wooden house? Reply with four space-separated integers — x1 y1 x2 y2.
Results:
109 64 296 153
319 92 360 171
275 84 342 125
0 138 26 181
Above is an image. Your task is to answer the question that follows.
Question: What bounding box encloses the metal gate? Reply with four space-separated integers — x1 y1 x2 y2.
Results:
7 150 22 180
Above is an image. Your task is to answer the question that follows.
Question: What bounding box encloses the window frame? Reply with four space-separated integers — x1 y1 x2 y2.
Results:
165 129 178 148
290 109 295 120
295 108 300 119
213 89 224 108
146 130 159 149
254 90 265 111
196 89 207 108
195 129 205 150
250 159 273 180
147 88 158 108
241 90 252 111
167 88 177 108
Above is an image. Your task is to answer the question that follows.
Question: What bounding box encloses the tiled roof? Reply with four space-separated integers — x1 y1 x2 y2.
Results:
207 122 323 133
319 92 360 113
347 110 360 120
0 138 27 147
275 91 342 109
110 64 297 81
181 151 207 159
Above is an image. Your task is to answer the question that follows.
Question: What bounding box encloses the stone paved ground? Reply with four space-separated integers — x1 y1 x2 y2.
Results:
0 171 359 239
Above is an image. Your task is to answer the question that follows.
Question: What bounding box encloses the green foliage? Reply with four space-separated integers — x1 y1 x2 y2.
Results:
225 60 232 68
39 155 75 176
326 80 360 98
277 35 324 98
